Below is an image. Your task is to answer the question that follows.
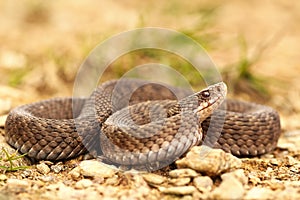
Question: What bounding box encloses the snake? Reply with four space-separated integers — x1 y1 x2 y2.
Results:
4 79 281 168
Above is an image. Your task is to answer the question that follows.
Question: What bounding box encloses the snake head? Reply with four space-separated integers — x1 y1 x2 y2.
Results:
192 82 227 122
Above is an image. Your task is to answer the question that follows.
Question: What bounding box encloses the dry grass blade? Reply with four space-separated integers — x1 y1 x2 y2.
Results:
0 148 28 173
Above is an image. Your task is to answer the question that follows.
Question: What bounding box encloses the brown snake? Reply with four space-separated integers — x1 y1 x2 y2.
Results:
4 79 281 168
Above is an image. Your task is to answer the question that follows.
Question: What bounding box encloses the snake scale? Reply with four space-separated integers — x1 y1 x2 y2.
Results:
4 79 281 168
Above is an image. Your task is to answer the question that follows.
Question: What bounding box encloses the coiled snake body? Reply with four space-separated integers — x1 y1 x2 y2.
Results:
5 79 281 168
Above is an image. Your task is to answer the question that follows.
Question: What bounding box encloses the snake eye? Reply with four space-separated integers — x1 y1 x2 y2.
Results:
201 90 210 98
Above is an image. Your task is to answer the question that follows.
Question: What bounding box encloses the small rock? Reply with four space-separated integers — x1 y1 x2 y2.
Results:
284 155 297 166
96 185 119 197
176 146 242 176
193 191 209 200
244 187 274 200
284 130 300 137
43 161 54 165
142 173 166 185
248 172 261 185
0 174 7 181
269 158 280 166
0 100 11 115
79 160 116 178
210 177 244 200
265 167 273 174
168 177 191 186
0 115 7 127
56 183 78 199
21 169 33 178
285 181 300 187
56 182 100 199
75 179 93 189
105 175 121 185
132 174 150 188
45 182 63 191
193 176 213 192
221 169 248 185
6 179 31 193
159 186 196 195
69 167 81 180
277 186 300 199
268 178 285 190
132 177 152 198
169 168 199 178
32 180 45 190
51 162 64 173
277 140 297 152
290 164 300 173
36 163 51 174
39 175 54 182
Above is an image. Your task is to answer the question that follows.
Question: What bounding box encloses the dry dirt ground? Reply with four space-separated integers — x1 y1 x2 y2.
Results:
0 0 300 199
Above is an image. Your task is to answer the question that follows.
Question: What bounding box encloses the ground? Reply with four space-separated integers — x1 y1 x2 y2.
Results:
0 0 299 199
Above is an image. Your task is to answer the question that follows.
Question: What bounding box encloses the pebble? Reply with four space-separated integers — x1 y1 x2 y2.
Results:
168 177 191 186
47 186 100 200
45 182 62 191
277 186 300 199
269 158 280 166
168 168 199 178
6 179 31 193
248 172 261 185
142 173 166 185
176 146 242 176
265 167 273 174
193 191 209 200
244 187 274 200
69 167 81 180
105 175 121 185
32 180 45 189
284 155 297 166
193 176 213 192
75 179 93 189
51 162 64 173
39 175 54 182
79 160 116 178
96 185 119 197
36 163 51 174
221 169 248 185
43 161 54 165
159 186 196 195
21 169 33 178
210 176 245 200
285 181 300 187
268 178 285 190
0 99 11 115
0 115 7 127
0 174 7 181
290 165 299 173
56 183 80 199
132 174 150 188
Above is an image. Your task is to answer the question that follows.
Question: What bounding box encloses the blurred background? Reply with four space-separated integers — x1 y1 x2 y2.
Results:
0 0 299 129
